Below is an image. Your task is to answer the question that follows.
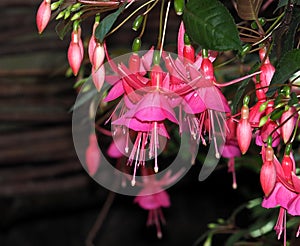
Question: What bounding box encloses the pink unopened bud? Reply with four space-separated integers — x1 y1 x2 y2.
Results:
88 21 99 63
183 44 195 63
36 0 51 34
237 105 252 154
68 29 84 76
200 57 215 81
92 43 105 70
129 53 140 73
85 133 101 176
92 65 105 92
151 64 163 88
280 107 296 144
260 160 276 197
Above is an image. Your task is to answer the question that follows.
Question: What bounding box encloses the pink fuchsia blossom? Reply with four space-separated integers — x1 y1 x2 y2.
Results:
85 133 101 176
68 27 84 76
222 117 241 189
134 169 183 238
36 0 51 34
112 76 178 185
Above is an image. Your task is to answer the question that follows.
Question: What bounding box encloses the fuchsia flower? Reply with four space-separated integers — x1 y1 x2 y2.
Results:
68 27 84 76
222 116 241 189
112 67 178 186
261 144 300 241
134 169 183 239
36 0 51 34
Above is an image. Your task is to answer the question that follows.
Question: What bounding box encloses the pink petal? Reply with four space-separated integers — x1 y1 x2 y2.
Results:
177 21 185 59
222 142 241 158
288 195 300 216
133 92 178 123
103 80 124 102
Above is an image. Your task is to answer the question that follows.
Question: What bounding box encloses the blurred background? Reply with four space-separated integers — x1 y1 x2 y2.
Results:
0 1 267 245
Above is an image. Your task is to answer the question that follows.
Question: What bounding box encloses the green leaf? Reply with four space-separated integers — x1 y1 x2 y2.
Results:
183 0 242 51
236 0 263 20
267 49 300 96
95 5 125 43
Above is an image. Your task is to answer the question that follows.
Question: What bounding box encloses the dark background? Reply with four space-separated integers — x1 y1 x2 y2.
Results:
0 1 263 245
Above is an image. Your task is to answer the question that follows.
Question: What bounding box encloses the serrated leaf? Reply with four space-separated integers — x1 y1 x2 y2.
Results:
183 0 242 51
237 0 263 20
267 49 300 96
95 5 125 43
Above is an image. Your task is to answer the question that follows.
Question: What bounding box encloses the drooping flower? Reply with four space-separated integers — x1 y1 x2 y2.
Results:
237 99 252 154
68 26 84 76
280 106 296 144
222 116 241 189
112 73 178 185
134 169 183 239
260 143 276 197
36 0 51 34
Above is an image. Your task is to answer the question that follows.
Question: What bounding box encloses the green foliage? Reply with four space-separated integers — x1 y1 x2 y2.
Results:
95 5 125 43
183 0 242 51
267 49 300 96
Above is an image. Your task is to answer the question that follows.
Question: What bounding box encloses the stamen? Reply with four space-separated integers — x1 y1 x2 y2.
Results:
154 122 159 173
131 133 142 186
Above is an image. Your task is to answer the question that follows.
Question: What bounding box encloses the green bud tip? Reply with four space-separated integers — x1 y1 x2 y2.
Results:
243 95 250 106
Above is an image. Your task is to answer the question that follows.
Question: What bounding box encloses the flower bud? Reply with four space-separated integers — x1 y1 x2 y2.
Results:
132 15 144 31
36 0 51 34
237 105 252 154
132 37 142 52
280 106 296 143
129 53 140 74
92 43 105 70
260 160 276 197
67 28 84 76
174 0 185 15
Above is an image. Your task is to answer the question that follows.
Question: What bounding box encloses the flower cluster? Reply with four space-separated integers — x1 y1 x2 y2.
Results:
35 0 300 243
